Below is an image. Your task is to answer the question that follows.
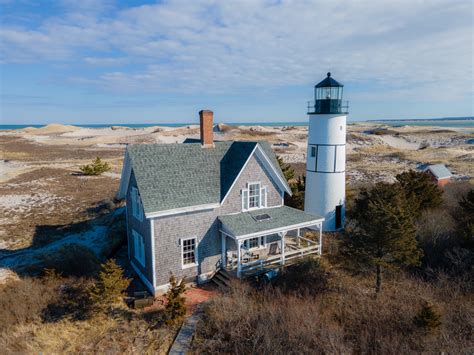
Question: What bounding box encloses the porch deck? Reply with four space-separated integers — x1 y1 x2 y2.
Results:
219 205 324 278
224 234 320 278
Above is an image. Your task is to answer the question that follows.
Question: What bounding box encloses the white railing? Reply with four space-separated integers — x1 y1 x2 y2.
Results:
240 242 320 274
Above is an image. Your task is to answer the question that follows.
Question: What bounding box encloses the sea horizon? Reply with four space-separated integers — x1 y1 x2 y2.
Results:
1 116 473 130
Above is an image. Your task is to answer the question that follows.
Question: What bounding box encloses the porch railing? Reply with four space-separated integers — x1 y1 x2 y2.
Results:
240 239 320 274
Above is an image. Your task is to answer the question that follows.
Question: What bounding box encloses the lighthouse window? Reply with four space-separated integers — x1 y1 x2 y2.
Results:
311 146 316 157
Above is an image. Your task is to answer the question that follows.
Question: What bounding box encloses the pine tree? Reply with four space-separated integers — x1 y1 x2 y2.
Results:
413 301 442 332
80 157 111 176
284 175 306 210
88 259 131 310
396 170 443 217
348 182 422 293
165 275 186 325
276 155 295 182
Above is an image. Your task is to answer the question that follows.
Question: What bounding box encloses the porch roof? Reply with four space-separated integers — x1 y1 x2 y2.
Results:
218 206 324 239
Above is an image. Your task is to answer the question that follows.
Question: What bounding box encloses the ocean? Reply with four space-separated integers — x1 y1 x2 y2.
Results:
1 119 473 130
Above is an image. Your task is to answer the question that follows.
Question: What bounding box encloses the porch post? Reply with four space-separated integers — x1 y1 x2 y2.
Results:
319 223 322 255
237 239 242 278
221 232 226 268
280 232 286 265
297 228 301 247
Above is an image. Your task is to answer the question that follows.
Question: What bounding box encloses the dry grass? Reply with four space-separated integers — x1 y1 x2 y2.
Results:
193 268 473 354
0 275 177 354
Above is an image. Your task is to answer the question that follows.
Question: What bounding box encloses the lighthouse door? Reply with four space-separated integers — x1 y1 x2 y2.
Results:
335 205 342 229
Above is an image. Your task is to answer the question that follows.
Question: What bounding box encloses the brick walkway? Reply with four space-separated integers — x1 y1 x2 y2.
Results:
168 283 217 354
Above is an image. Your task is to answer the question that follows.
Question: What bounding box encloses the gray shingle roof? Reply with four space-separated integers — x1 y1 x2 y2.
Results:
426 164 452 179
219 206 324 237
127 141 286 214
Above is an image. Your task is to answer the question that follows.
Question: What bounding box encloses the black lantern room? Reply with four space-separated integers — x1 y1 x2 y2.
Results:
308 72 349 114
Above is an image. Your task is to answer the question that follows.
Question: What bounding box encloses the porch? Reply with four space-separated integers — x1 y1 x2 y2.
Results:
218 206 324 278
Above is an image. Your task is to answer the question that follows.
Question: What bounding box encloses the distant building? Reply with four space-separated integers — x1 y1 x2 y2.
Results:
424 164 452 187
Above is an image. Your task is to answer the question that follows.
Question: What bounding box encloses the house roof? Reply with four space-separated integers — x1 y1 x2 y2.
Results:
219 206 324 239
426 164 452 179
119 141 290 216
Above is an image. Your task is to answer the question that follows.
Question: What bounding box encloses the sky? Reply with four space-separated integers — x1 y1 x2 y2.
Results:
0 0 473 125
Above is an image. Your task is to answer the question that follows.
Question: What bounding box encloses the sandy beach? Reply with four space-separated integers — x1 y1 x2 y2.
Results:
0 122 472 254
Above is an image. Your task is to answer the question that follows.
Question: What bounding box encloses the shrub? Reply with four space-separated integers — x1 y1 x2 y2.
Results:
396 170 443 217
413 301 442 332
273 257 329 296
165 275 186 325
38 243 100 277
80 157 111 176
0 277 60 333
88 259 131 310
42 277 94 322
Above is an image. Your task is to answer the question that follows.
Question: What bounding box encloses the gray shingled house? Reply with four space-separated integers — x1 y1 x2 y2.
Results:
117 110 324 294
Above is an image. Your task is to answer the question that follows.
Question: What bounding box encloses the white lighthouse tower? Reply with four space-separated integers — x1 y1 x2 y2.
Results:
304 72 348 231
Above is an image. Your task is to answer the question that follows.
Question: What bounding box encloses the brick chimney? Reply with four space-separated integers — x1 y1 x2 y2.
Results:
199 110 214 147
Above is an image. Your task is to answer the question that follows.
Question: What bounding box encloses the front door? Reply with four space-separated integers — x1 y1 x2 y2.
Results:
335 205 342 229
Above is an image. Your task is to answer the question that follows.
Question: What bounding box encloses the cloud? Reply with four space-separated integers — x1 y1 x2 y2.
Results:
0 0 472 100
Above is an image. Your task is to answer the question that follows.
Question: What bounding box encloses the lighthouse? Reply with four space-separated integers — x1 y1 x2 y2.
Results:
304 73 348 231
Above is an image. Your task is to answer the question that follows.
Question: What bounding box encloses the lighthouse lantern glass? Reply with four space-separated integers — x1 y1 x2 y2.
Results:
316 86 343 101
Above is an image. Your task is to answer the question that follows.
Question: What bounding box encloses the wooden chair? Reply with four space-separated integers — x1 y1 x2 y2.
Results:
268 242 280 256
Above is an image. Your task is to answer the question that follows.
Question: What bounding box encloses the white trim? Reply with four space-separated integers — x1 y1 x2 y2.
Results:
254 144 292 195
221 219 324 240
149 219 156 288
241 188 249 211
181 237 198 269
221 145 258 205
131 260 154 295
117 149 131 199
145 203 219 219
246 181 262 211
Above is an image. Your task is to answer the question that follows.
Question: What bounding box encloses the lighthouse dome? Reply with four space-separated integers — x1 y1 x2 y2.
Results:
315 72 344 88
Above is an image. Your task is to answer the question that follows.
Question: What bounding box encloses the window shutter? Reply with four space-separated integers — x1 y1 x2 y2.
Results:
260 187 267 207
242 189 249 211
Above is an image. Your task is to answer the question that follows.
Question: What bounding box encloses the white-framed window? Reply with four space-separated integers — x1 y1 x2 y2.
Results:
132 230 145 267
131 186 144 221
249 182 260 208
181 237 197 268
241 182 267 211
243 236 265 250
